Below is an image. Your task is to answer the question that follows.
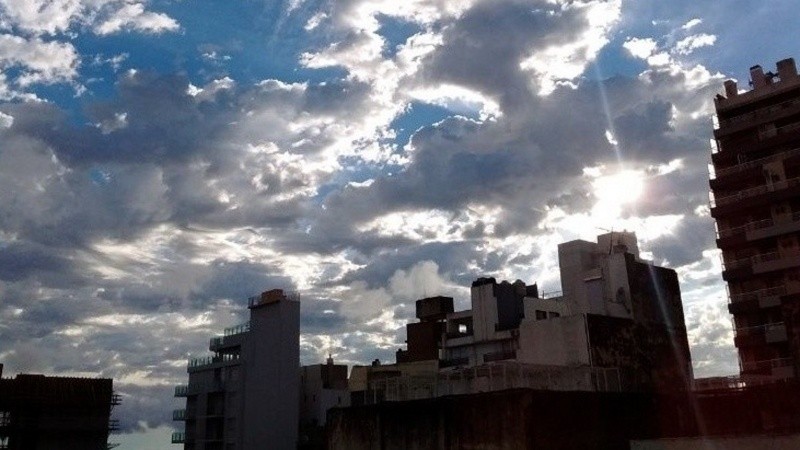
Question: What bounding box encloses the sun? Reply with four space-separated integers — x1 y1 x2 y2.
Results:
592 170 644 205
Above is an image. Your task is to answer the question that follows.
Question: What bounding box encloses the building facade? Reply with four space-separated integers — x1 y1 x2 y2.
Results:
0 365 118 450
172 289 300 450
369 232 691 400
710 57 800 382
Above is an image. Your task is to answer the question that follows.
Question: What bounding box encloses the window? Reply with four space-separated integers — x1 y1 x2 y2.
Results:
535 310 547 320
548 311 560 319
458 324 467 334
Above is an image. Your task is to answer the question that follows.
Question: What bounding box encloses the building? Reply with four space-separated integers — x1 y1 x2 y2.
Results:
366 231 691 401
298 356 349 448
0 364 119 450
172 289 300 450
710 57 800 383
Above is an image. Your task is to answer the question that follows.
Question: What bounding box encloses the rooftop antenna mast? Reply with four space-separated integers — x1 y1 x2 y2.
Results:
597 226 615 254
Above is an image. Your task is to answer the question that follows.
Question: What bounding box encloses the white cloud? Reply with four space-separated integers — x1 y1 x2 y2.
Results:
0 0 179 36
95 112 128 134
623 37 658 59
0 33 79 85
93 2 179 35
0 110 12 128
0 0 82 35
681 18 702 30
674 33 716 55
521 0 622 95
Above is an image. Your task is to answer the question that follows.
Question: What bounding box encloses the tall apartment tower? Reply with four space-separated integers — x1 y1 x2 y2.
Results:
172 289 300 450
710 57 800 383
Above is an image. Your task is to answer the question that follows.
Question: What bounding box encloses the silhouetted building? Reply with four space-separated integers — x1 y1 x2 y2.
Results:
172 289 300 450
0 365 118 450
396 296 453 363
370 232 691 400
328 381 800 450
299 356 349 448
710 57 800 382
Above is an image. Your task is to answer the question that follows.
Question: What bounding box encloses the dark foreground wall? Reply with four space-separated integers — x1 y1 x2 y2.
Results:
327 389 687 450
328 382 800 450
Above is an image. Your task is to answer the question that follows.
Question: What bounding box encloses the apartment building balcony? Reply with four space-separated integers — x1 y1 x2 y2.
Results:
721 255 754 281
187 353 241 372
753 250 800 273
171 432 186 444
209 322 249 351
712 176 800 208
723 249 800 280
440 357 469 368
483 350 517 363
173 409 187 421
710 147 800 182
719 211 800 242
741 357 795 378
713 97 800 135
174 385 189 397
733 322 788 347
728 286 786 314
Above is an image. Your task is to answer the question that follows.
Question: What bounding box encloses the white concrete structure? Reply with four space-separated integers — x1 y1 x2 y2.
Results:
173 289 300 450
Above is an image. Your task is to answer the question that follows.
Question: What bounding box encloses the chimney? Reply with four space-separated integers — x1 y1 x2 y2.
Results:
750 65 767 89
776 58 798 82
724 80 738 97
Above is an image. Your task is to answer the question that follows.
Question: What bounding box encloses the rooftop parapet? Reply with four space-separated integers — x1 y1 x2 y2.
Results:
247 288 299 308
715 58 800 110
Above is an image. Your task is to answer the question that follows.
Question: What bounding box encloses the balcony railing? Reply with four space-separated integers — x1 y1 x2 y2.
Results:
741 357 794 373
712 147 800 180
718 211 800 239
759 121 800 140
733 322 785 337
729 286 787 304
172 409 186 421
224 321 250 336
540 290 563 299
174 385 189 397
715 98 800 130
188 353 240 369
171 432 186 444
712 177 800 207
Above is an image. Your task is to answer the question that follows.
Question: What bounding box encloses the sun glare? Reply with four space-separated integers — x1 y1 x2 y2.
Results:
592 170 644 204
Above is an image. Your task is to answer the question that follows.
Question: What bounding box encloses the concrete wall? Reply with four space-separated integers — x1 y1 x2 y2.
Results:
242 297 300 450
631 435 800 450
517 315 590 366
471 282 497 342
327 389 674 450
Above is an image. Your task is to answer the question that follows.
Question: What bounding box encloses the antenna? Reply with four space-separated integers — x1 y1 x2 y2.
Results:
597 226 615 254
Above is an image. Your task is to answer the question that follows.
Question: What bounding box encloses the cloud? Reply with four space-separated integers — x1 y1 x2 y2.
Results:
0 0 179 36
0 33 79 85
93 2 180 35
1 0 775 435
674 33 716 55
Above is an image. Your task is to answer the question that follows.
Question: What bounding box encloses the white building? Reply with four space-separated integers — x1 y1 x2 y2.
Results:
172 289 300 450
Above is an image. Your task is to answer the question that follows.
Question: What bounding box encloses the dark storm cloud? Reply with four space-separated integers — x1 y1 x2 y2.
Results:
0 241 85 286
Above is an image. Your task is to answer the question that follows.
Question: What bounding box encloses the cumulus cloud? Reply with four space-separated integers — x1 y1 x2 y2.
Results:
0 0 770 440
0 33 79 85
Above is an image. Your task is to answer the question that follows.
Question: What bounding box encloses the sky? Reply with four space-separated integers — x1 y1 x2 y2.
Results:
0 0 797 448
